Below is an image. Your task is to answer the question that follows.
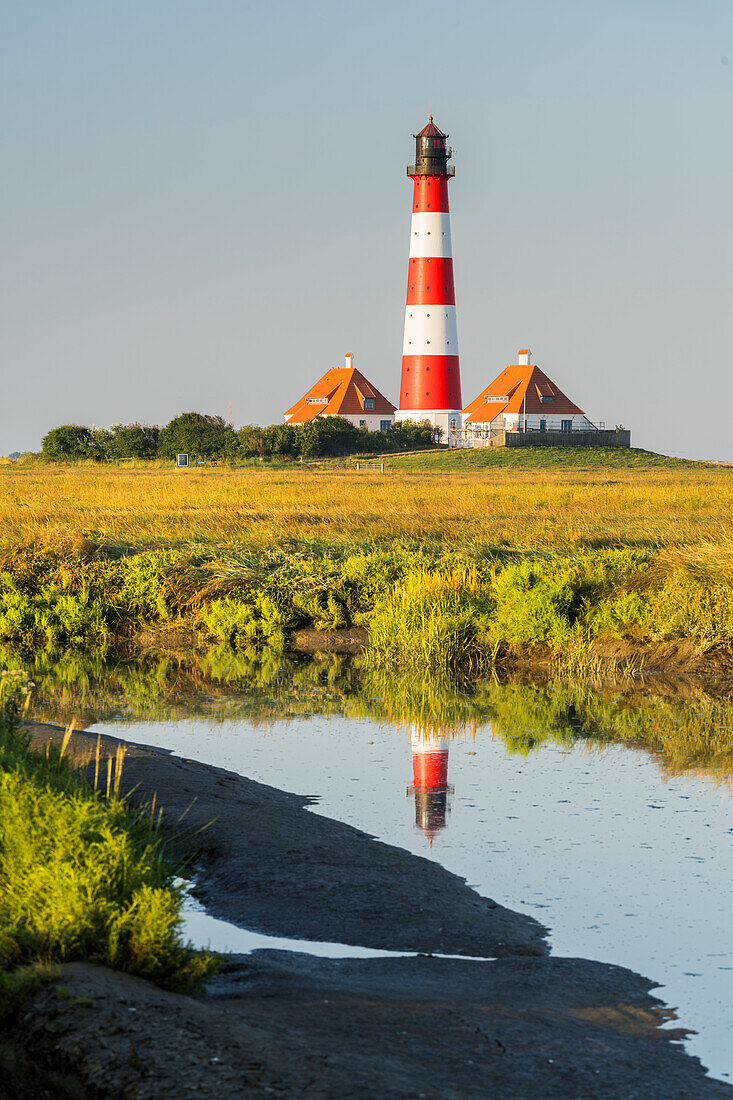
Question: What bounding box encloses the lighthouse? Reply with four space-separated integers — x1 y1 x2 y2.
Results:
407 727 453 846
394 118 463 439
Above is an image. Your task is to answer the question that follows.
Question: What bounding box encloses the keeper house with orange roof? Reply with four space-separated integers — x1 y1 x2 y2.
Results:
284 353 396 432
454 349 630 448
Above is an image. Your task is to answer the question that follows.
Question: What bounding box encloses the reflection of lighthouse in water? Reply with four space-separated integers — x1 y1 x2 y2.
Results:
407 727 454 845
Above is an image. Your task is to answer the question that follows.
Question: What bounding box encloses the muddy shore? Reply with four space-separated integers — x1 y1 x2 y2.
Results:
2 720 731 1098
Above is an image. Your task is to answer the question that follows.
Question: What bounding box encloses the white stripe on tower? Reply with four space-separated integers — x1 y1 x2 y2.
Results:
408 212 453 258
402 305 458 355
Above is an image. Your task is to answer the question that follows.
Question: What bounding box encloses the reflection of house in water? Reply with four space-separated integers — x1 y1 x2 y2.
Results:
407 728 454 845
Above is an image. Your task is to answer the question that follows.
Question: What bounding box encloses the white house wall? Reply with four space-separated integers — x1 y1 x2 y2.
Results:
326 413 394 432
462 412 595 432
395 408 461 438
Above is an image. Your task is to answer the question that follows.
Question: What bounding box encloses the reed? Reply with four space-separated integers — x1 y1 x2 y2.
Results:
0 672 216 1005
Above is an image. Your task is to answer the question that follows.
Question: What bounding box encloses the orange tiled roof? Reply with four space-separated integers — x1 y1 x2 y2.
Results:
463 362 585 424
284 367 396 424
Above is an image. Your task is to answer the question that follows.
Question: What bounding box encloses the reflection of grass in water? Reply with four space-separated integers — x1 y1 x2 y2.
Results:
13 644 361 728
12 646 733 779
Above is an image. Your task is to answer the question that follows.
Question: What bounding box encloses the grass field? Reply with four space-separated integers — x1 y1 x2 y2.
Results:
1 450 732 671
1 448 731 552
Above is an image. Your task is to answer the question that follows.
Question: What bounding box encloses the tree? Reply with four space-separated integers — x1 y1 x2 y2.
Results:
157 413 234 459
298 417 360 457
236 425 266 458
42 425 92 461
110 423 159 459
261 423 299 457
86 427 113 461
390 419 437 450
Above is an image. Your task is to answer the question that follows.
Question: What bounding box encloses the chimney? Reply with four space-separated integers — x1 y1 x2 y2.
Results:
517 348 531 366
345 352 354 369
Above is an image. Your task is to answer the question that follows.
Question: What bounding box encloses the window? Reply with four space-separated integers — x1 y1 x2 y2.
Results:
486 395 509 403
539 419 547 432
561 419 573 433
363 398 374 410
450 418 458 430
540 395 554 403
306 397 327 405
359 420 366 427
380 420 391 433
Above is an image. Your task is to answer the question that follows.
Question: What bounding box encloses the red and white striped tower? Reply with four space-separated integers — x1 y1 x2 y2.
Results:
407 727 453 846
394 118 462 439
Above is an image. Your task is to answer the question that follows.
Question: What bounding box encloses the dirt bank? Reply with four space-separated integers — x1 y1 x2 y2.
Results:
1 720 729 1099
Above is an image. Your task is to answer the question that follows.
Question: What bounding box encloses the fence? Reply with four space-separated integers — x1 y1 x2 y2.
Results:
449 426 630 450
355 461 386 472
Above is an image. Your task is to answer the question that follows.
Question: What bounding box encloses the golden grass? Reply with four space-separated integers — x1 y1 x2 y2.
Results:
1 461 732 555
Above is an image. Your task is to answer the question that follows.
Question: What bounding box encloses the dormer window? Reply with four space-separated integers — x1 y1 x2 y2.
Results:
306 397 328 405
540 395 554 403
486 394 509 403
363 398 374 409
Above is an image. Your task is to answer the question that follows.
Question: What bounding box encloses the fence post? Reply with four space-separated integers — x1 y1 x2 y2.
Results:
381 462 384 473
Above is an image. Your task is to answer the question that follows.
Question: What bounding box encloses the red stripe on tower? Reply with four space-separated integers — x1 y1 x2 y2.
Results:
408 729 451 845
395 118 462 438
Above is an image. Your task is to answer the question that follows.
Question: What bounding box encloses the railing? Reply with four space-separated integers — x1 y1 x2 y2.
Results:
510 422 607 433
407 165 455 177
448 423 623 449
355 461 385 472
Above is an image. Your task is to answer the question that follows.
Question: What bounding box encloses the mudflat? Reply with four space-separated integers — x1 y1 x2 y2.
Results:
1 720 729 1099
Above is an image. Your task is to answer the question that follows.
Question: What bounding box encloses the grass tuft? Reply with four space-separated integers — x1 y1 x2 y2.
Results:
0 671 217 1009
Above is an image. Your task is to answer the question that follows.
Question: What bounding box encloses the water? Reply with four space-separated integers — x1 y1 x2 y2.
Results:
98 709 733 1082
181 888 494 961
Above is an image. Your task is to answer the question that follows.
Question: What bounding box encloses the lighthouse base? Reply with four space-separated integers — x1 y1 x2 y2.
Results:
394 407 462 443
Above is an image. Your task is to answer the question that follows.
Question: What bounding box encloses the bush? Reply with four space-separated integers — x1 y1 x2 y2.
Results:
158 413 234 459
111 423 160 459
201 593 294 651
488 562 580 649
0 573 110 648
41 425 92 461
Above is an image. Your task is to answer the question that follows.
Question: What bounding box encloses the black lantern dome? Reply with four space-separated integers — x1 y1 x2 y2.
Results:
409 117 454 176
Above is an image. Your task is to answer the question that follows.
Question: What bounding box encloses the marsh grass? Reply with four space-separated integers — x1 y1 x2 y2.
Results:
369 567 495 674
0 672 216 1011
1 461 733 669
1 456 731 554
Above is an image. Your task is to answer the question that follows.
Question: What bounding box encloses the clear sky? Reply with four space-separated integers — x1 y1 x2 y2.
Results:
2 1 732 459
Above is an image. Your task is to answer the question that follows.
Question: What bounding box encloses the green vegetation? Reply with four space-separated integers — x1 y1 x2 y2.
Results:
1 532 732 674
8 648 733 780
157 413 232 459
380 445 698 472
1 460 732 674
0 671 215 1012
40 414 437 463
